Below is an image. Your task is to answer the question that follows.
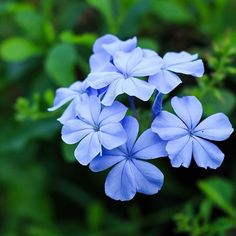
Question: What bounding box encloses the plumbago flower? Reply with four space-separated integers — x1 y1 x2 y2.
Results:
61 95 128 165
87 47 162 106
89 34 137 72
149 51 204 94
89 116 167 201
49 34 234 201
152 96 234 169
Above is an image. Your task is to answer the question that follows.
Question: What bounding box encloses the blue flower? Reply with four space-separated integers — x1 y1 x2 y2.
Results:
48 80 106 124
89 34 137 72
152 96 234 169
149 51 204 94
87 47 163 106
89 116 167 201
62 95 128 165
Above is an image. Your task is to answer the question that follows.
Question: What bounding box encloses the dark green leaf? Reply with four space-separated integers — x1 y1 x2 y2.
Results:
45 44 78 86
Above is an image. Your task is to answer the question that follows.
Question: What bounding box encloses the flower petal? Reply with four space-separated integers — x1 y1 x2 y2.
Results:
74 95 97 125
87 70 123 89
99 123 127 150
163 51 198 66
151 111 188 140
193 113 234 141
89 52 111 72
62 119 93 144
89 150 126 172
131 159 164 195
132 129 167 159
121 116 139 152
93 34 118 53
48 88 78 111
98 101 127 125
113 47 143 75
130 54 163 77
167 59 204 77
171 96 203 129
192 137 224 169
101 79 124 106
103 36 137 56
149 70 182 94
74 132 101 165
123 77 155 101
105 160 136 201
57 99 77 124
166 135 193 168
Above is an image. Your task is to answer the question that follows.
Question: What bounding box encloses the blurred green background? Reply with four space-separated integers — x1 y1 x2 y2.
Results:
0 0 236 235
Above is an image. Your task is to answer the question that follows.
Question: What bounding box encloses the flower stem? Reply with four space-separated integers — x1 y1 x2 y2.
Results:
128 96 137 118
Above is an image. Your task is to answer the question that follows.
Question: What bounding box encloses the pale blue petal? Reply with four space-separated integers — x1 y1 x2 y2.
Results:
61 119 93 144
87 70 123 89
171 96 203 129
123 77 155 101
101 79 124 106
113 48 143 75
48 88 78 111
89 151 126 172
89 52 111 72
121 116 139 151
163 51 198 66
74 95 102 125
166 135 193 168
192 137 224 169
167 59 204 77
193 113 234 141
105 160 136 201
131 159 164 195
93 34 118 53
142 49 159 58
98 101 127 125
89 95 101 125
149 70 182 94
57 99 77 124
74 132 101 165
69 81 84 91
99 123 127 150
130 54 163 77
132 129 167 159
151 111 188 140
103 36 137 56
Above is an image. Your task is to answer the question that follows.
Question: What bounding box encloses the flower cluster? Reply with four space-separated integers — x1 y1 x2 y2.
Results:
49 34 234 201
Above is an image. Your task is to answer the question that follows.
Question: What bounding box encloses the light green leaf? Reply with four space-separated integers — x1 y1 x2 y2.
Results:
0 37 42 62
151 0 193 23
202 88 235 116
45 44 78 86
60 31 96 47
198 177 236 217
14 9 44 39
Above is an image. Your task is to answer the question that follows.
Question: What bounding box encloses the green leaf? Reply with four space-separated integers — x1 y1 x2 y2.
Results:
14 9 44 39
210 217 235 233
201 88 235 116
60 31 96 47
198 177 236 217
151 0 193 23
45 44 78 86
0 37 42 62
87 0 116 32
